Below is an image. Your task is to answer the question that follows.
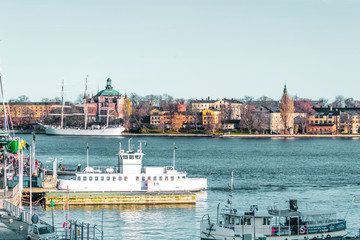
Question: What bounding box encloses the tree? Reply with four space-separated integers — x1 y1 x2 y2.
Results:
171 113 183 132
345 98 356 108
294 100 315 114
17 95 30 102
253 111 269 134
294 115 307 134
332 95 345 108
318 98 328 107
240 104 255 134
280 85 294 134
341 112 354 134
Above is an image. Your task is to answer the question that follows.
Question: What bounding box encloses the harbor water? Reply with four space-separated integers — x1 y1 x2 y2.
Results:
19 135 360 239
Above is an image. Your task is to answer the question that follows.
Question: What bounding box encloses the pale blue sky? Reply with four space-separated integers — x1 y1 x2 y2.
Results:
0 0 359 102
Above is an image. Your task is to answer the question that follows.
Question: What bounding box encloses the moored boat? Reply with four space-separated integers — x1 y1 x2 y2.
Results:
200 174 347 240
57 140 208 192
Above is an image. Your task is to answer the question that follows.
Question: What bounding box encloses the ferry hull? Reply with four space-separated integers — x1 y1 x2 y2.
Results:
57 178 207 192
44 126 125 136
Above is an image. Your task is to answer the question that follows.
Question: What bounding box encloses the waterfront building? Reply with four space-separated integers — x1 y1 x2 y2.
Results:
202 108 221 126
83 78 129 120
190 98 243 120
0 102 60 127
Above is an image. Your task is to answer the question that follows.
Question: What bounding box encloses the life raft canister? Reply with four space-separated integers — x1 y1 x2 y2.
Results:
299 226 306 234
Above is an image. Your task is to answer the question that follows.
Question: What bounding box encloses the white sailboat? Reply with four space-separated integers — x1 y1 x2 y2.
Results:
43 78 125 136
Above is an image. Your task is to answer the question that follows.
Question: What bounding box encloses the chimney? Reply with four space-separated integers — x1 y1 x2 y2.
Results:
330 106 333 111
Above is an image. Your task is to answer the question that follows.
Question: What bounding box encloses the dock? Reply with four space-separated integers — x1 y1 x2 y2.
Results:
45 191 196 207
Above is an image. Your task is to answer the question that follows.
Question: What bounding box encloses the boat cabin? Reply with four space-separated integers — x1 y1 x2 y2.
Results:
219 209 273 238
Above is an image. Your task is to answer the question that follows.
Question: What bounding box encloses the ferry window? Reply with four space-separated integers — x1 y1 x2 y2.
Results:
113 176 116 181
159 176 163 181
230 217 234 224
95 176 98 181
263 218 266 225
101 176 104 181
240 218 244 225
135 155 141 159
136 176 139 181
171 176 174 181
77 176 81 181
267 218 271 225
148 176 151 180
165 176 168 181
118 176 122 181
177 176 180 180
246 218 251 225
107 176 110 181
236 218 240 225
89 176 93 181
225 216 229 224
154 176 157 181
142 176 145 181
122 155 128 159
129 155 134 159
182 176 185 179
83 176 87 181
124 176 128 181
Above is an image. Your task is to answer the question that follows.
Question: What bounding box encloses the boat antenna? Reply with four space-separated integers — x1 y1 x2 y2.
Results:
86 143 89 168
226 170 234 211
344 195 356 220
173 143 177 170
128 138 132 152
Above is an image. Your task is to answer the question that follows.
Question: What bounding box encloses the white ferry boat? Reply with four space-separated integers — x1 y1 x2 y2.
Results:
44 125 125 136
200 174 347 240
57 140 207 192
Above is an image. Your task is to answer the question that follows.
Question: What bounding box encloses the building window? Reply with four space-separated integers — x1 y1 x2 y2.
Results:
83 176 87 181
107 176 110 181
95 176 99 181
136 176 139 181
118 176 122 181
124 176 128 181
101 176 104 181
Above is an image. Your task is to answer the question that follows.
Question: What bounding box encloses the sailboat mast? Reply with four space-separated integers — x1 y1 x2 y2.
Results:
60 80 64 129
106 107 109 128
84 76 88 129
0 74 8 133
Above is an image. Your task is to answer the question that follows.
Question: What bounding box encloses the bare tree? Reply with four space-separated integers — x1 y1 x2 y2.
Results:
332 95 345 108
253 111 269 134
171 113 183 132
294 115 307 134
240 104 255 134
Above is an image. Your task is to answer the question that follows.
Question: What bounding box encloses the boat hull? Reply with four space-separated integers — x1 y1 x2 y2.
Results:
200 222 347 240
57 177 207 192
44 126 125 136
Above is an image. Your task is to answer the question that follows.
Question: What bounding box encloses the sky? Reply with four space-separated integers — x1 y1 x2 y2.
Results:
0 0 359 102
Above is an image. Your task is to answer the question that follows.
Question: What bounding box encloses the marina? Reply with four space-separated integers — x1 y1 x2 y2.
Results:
1 135 360 239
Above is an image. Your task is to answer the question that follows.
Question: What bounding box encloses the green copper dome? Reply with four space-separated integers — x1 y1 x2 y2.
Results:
95 78 121 97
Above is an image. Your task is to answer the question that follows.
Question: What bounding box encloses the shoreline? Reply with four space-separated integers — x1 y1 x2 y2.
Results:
122 133 360 139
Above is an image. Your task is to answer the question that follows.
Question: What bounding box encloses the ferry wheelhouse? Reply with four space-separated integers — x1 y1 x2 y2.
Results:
200 199 347 240
57 140 207 192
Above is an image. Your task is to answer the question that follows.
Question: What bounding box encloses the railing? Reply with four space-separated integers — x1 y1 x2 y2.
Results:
3 199 32 224
56 220 103 240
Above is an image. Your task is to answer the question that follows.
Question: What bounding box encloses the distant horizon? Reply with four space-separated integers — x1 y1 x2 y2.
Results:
1 0 359 103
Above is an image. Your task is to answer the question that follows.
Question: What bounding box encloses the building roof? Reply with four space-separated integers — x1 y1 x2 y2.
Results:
95 78 121 97
190 99 216 104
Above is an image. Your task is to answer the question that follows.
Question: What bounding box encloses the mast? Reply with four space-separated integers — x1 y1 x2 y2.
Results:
106 107 109 128
84 75 88 129
173 143 176 170
0 73 8 133
60 80 64 129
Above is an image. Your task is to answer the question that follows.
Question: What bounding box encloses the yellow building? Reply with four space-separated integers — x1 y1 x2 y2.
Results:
0 102 59 126
202 109 221 126
150 109 171 126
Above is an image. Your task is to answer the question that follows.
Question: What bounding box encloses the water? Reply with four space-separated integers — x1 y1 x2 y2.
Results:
19 135 360 239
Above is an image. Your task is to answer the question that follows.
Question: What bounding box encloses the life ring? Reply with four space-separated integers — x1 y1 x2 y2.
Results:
299 226 306 234
326 235 331 239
